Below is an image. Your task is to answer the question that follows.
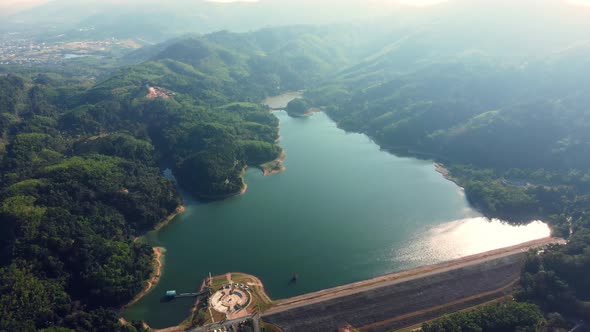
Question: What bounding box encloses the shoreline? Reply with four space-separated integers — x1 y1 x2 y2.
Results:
261 151 287 176
434 162 463 188
196 167 250 200
227 272 273 304
239 166 248 194
285 107 322 118
122 247 165 309
263 237 563 316
153 205 186 232
127 170 247 318
239 183 248 195
196 183 249 200
263 91 304 111
143 237 562 331
304 107 322 117
122 205 184 320
261 112 286 176
125 99 559 329
233 166 249 197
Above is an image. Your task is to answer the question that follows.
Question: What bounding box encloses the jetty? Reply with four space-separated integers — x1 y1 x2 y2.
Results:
165 290 209 299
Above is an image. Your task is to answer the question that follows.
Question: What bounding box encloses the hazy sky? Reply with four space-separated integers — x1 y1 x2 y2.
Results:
207 0 444 4
0 0 47 6
203 0 444 5
2 0 590 11
205 0 590 5
0 0 46 7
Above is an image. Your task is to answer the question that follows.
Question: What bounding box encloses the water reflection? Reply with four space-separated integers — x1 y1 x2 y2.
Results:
396 217 550 266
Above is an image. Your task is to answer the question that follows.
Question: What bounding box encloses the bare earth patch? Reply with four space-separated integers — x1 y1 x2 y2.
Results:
146 86 175 100
261 151 287 176
153 205 186 232
123 247 165 309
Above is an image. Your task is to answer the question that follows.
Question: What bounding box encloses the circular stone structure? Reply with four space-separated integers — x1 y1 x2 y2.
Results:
210 284 251 316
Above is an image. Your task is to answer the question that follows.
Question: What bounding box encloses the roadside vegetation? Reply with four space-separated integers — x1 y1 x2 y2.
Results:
422 302 545 332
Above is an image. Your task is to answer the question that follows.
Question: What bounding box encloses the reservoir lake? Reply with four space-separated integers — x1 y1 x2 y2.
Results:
123 94 550 328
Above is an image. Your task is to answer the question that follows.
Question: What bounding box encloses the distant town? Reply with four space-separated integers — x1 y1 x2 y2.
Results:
0 31 142 65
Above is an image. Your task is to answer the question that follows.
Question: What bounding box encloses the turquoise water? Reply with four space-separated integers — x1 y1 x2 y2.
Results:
123 103 549 328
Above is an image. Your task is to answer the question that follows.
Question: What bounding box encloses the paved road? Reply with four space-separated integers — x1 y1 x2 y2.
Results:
186 314 261 332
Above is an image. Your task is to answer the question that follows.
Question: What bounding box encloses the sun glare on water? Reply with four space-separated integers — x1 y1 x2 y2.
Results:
395 218 551 266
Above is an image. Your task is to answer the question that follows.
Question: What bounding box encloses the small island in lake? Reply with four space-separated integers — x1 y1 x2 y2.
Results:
286 98 314 117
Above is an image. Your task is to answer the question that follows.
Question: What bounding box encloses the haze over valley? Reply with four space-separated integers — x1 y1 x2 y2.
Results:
1 1 590 331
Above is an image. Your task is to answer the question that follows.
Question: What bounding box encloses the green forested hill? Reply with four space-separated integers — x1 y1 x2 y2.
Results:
309 53 590 230
1 2 590 329
0 74 180 331
0 26 376 330
299 4 590 327
66 29 365 199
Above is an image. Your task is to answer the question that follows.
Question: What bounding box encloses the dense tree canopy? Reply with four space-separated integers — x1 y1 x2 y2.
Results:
285 98 311 117
518 231 590 319
0 28 331 330
2 11 590 329
422 302 545 332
